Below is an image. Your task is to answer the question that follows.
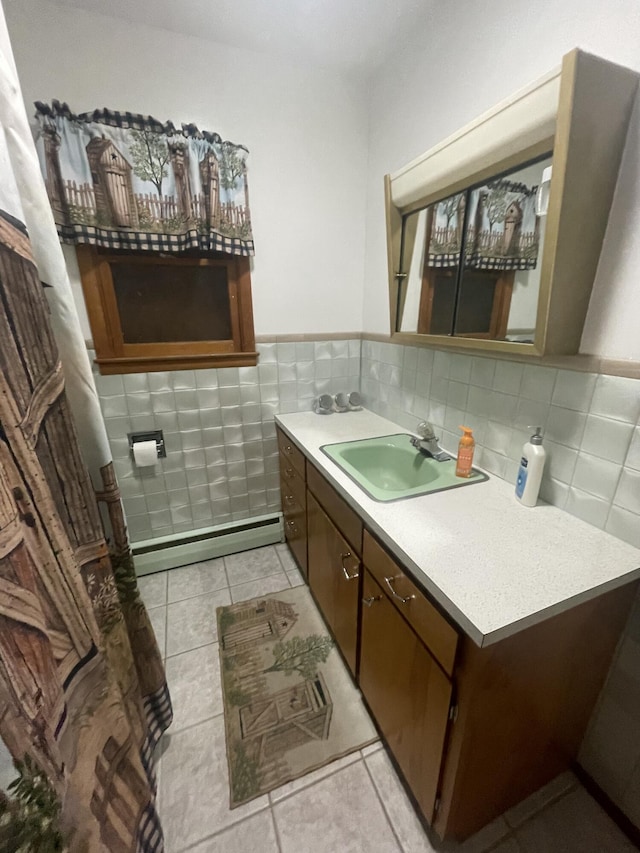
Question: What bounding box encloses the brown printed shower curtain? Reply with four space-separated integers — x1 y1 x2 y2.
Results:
0 6 171 852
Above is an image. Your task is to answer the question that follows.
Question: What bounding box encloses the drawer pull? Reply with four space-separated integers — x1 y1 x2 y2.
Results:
384 575 415 604
340 552 360 581
286 520 299 535
285 444 293 454
285 467 295 478
284 494 296 506
362 595 381 607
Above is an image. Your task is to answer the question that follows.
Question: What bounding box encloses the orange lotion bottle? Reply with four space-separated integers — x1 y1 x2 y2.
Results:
455 426 475 478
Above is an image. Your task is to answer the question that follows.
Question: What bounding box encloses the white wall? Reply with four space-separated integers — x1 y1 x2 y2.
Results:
363 0 640 360
3 0 369 338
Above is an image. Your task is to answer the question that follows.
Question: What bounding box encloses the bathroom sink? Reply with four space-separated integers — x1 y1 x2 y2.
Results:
320 433 488 502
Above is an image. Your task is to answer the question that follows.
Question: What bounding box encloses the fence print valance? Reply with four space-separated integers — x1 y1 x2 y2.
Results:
34 101 254 256
428 179 540 272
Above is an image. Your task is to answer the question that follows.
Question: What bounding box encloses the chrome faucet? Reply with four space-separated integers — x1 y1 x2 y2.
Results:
410 421 451 462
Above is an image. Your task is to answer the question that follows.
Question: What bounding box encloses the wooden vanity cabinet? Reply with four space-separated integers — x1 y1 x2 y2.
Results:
361 529 637 842
276 426 308 577
360 568 453 823
306 463 363 676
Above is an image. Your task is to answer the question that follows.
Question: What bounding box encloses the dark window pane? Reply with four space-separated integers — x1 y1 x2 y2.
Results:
429 271 457 335
455 271 497 335
111 262 232 343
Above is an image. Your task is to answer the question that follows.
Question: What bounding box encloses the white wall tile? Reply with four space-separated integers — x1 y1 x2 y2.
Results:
449 353 472 383
539 477 569 509
572 453 622 501
565 487 610 529
625 427 640 471
520 365 557 402
543 440 578 484
579 414 634 464
552 370 597 412
613 468 640 515
485 421 513 456
470 356 496 388
590 375 640 423
546 407 587 449
493 360 523 395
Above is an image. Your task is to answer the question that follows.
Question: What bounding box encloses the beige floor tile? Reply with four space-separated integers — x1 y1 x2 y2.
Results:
515 787 635 852
273 761 401 852
504 771 577 828
450 817 511 853
166 588 230 657
184 808 278 853
365 749 438 852
159 716 268 852
165 643 222 732
229 572 290 603
269 750 362 803
361 740 383 758
138 571 168 608
275 543 298 573
167 559 228 603
490 841 522 853
285 568 305 587
225 546 283 586
148 606 167 658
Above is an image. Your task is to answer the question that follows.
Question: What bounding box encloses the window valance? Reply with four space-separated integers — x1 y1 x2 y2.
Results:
34 100 254 256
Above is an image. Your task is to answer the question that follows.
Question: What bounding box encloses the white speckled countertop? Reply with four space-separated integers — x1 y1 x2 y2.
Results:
276 409 640 647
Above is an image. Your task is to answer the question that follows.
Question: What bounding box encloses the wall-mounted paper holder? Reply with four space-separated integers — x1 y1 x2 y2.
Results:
128 430 166 460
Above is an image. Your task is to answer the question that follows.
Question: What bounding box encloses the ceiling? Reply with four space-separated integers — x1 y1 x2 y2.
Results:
44 0 430 79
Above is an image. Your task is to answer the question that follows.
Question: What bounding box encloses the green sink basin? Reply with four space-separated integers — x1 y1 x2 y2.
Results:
321 433 488 502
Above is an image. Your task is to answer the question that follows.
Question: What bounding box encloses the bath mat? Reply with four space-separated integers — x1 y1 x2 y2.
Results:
217 585 378 807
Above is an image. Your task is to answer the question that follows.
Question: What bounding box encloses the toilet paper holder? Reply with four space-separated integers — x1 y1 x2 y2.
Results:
128 430 166 459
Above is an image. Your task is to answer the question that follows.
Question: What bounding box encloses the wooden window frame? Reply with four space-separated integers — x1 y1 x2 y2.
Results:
77 246 257 374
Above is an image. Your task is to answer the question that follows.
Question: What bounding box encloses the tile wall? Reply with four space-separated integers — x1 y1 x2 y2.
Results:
92 339 361 543
360 339 640 549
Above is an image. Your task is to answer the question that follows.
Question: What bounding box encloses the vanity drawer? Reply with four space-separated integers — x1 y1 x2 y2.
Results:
363 531 458 676
283 491 307 576
307 463 362 557
280 457 306 508
277 427 306 479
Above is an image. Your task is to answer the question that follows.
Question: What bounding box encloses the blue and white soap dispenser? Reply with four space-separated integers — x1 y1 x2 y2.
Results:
515 426 546 507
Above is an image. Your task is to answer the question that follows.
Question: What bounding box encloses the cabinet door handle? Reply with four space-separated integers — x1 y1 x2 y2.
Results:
340 552 359 581
384 575 415 604
362 595 381 607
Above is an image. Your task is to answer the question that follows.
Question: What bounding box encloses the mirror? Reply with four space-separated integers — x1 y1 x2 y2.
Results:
397 155 552 343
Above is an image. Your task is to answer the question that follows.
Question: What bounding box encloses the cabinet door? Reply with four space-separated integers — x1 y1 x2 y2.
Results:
307 492 360 675
359 570 452 823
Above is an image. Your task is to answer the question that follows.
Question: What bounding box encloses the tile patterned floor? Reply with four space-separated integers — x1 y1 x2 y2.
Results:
141 544 635 853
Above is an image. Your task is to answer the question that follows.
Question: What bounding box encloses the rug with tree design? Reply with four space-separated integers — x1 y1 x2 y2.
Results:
217 586 378 806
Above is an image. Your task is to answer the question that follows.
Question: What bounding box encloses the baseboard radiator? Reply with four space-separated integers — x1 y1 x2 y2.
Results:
131 512 284 576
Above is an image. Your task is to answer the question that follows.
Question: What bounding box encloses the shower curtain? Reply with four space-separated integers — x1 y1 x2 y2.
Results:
0 5 171 851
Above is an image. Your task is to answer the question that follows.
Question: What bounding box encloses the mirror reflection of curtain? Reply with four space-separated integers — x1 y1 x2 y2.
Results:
464 179 540 270
426 192 466 269
0 6 172 848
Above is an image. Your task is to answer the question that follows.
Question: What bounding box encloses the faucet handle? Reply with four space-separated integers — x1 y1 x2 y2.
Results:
417 421 436 440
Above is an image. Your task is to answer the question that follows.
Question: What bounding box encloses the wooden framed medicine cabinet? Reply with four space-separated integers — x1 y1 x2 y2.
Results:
386 48 640 357
77 246 257 374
